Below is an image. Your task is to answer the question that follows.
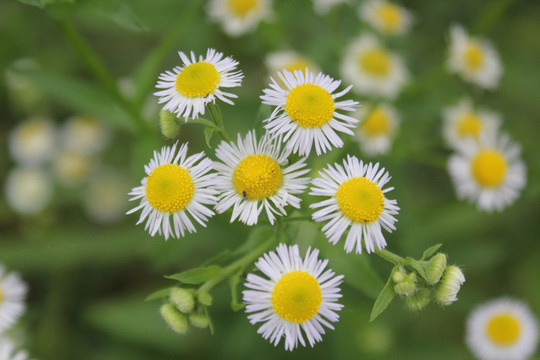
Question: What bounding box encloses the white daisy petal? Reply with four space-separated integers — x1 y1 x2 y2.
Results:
214 130 310 225
243 244 344 351
0 337 30 360
353 103 400 156
127 142 218 239
310 155 399 254
0 264 28 333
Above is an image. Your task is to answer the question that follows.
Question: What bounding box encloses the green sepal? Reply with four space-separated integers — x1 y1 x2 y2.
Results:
165 265 223 285
420 243 443 261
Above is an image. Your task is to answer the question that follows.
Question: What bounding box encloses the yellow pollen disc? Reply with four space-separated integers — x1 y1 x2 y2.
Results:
228 0 257 17
486 313 521 346
285 84 335 128
359 48 391 76
145 164 194 213
175 62 220 98
336 177 384 224
464 42 484 70
362 107 390 136
471 150 507 187
457 112 482 139
377 3 402 31
232 154 283 201
272 270 322 324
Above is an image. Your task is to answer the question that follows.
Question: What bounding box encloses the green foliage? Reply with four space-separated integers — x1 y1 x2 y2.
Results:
165 266 223 285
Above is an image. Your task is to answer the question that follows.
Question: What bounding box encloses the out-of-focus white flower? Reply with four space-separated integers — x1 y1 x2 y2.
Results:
8 117 57 166
5 167 53 215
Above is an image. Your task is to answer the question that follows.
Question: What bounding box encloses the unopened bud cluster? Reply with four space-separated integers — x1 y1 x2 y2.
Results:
391 252 465 312
160 287 212 334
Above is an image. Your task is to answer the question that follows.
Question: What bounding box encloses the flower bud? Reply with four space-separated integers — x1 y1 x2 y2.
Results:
394 273 417 297
170 287 195 313
435 265 465 305
159 109 181 139
392 270 405 283
426 253 447 285
189 313 210 329
160 303 188 334
197 291 213 306
405 288 432 311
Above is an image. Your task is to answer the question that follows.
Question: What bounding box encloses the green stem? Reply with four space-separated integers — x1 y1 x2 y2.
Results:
189 118 229 142
207 103 230 141
197 238 274 294
56 21 149 133
375 249 405 266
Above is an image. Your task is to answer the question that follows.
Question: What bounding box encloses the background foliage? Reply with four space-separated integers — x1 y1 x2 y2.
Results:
1 0 540 359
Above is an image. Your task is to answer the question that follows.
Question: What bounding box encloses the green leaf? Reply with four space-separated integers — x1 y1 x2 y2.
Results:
404 257 428 281
79 0 147 32
144 287 173 302
369 271 396 322
420 244 443 261
165 265 223 285
204 127 214 148
11 67 135 133
16 0 43 7
228 271 245 312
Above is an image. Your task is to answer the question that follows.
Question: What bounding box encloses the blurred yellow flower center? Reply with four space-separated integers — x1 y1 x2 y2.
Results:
0 287 3 304
360 48 390 76
19 121 46 142
457 113 482 138
176 62 220 98
486 313 521 345
362 107 390 136
285 84 335 128
228 0 257 17
377 3 402 31
464 42 484 70
145 164 194 213
272 270 322 324
336 177 384 223
233 154 283 201
285 59 313 74
471 150 507 187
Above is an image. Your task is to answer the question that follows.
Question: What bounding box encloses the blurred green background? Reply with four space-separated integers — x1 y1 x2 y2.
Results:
1 0 540 359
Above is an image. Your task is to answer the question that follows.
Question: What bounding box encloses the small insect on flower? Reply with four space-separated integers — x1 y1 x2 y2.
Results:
154 49 243 120
127 142 218 239
310 156 399 254
243 244 344 351
213 130 310 225
466 298 538 360
448 131 526 212
447 25 502 89
261 69 359 156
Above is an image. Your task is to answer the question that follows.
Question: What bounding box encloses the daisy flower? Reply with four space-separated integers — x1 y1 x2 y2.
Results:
0 338 29 360
447 25 502 89
207 0 272 37
466 298 538 360
341 34 408 99
5 167 53 215
213 131 310 225
261 69 359 156
265 50 319 80
154 49 243 120
127 142 218 239
448 131 526 212
61 115 109 155
354 103 400 156
312 0 348 15
360 0 413 36
84 170 129 225
243 244 344 351
8 117 57 166
310 156 399 254
53 150 95 186
0 264 27 333
442 98 501 149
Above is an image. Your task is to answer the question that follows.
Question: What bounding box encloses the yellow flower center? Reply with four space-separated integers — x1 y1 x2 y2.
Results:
228 0 257 17
486 313 521 346
457 112 482 139
336 177 384 224
362 107 390 136
284 59 313 74
285 84 335 128
359 48 391 76
145 164 194 213
464 42 484 70
232 154 283 201
272 270 322 324
471 150 507 187
377 3 402 32
175 62 220 98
